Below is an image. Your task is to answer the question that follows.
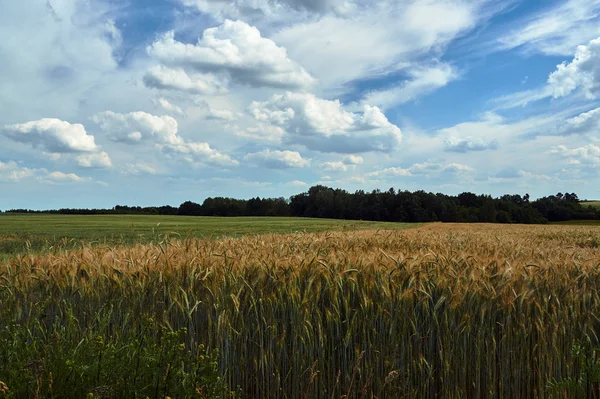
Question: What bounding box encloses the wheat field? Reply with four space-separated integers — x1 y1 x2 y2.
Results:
2 223 600 398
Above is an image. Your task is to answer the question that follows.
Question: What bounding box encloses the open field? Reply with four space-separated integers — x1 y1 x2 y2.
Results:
551 219 600 226
2 223 600 397
0 214 412 262
582 201 600 209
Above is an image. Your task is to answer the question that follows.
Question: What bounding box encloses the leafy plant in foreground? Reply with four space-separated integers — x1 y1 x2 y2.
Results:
547 341 600 398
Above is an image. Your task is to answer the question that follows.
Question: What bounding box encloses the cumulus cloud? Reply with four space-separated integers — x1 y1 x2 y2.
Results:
560 107 600 134
320 155 363 172
143 65 227 94
93 111 181 145
0 161 35 182
161 142 239 167
92 110 238 168
147 20 315 90
206 108 238 121
550 144 600 165
493 37 600 109
249 92 402 153
548 37 600 99
2 118 97 153
195 101 239 121
444 136 499 152
320 161 348 172
366 167 412 177
235 123 286 143
0 160 95 184
76 152 112 168
343 155 364 165
155 98 185 116
243 149 310 169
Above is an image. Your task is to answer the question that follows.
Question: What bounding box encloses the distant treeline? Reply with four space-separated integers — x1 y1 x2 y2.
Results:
4 186 599 223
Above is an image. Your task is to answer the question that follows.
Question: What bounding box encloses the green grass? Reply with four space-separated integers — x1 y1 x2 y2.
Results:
581 200 600 209
550 220 600 226
0 214 414 261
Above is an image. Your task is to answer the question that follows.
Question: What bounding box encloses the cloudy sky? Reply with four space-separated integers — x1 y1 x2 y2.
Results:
1 0 600 209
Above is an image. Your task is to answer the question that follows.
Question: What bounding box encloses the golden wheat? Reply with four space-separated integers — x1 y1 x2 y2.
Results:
2 223 600 398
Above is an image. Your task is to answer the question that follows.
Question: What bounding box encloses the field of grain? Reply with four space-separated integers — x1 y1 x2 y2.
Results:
0 214 412 263
1 223 600 398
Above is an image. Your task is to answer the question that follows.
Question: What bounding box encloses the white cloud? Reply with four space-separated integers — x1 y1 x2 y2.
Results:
550 144 600 165
492 37 600 109
45 171 87 183
235 123 286 143
274 1 483 92
491 86 554 109
362 64 458 110
0 161 95 184
244 149 310 169
435 111 559 144
122 163 159 176
444 136 499 152
248 92 402 153
490 168 552 182
320 161 348 172
411 162 474 175
498 0 600 55
284 179 309 187
193 100 240 121
156 98 185 116
161 142 239 167
367 162 474 178
560 107 600 135
0 161 35 182
1 118 98 153
0 0 121 123
147 20 315 89
343 155 364 165
76 152 112 168
143 65 227 95
180 0 351 21
548 37 600 99
93 111 182 145
207 108 237 121
366 167 411 177
320 155 363 172
516 170 552 182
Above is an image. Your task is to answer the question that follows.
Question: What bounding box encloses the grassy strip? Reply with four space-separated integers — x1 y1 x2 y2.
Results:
0 214 414 262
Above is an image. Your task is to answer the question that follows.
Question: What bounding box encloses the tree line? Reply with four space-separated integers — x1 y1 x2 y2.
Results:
3 186 598 223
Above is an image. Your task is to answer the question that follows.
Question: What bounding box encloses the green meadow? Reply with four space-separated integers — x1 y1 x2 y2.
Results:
0 214 413 262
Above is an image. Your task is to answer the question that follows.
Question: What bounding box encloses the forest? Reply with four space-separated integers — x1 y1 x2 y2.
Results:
4 186 598 223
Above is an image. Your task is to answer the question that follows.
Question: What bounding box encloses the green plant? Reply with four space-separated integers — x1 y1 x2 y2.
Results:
0 315 232 398
547 341 600 398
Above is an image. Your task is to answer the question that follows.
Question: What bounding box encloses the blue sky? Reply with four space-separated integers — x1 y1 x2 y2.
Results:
1 0 600 209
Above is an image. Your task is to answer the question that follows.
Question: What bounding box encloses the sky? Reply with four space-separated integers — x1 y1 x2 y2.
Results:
1 0 600 209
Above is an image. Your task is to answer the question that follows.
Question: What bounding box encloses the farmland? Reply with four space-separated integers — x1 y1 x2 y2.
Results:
1 219 600 397
0 214 411 263
582 201 600 209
